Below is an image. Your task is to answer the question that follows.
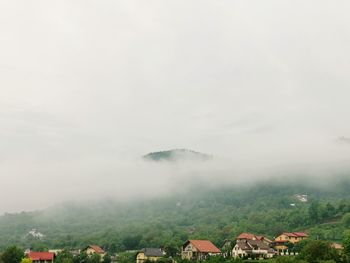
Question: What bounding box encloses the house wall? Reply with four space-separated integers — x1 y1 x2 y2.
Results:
181 242 220 260
32 260 53 263
275 234 290 242
147 256 161 262
275 244 288 251
181 243 197 260
252 248 269 258
84 248 105 261
232 246 247 258
85 248 96 255
275 234 307 244
136 252 146 263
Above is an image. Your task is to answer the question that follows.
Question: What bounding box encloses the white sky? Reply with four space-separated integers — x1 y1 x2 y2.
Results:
1 1 350 213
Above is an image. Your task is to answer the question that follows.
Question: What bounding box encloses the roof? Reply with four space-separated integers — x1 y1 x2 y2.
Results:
84 245 105 254
331 243 344 250
235 241 252 250
248 240 270 250
139 248 164 257
236 240 275 253
237 233 257 240
28 252 55 261
262 237 273 243
293 232 308 237
281 232 308 238
186 240 221 253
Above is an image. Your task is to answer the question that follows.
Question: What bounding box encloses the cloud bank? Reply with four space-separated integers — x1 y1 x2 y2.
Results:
0 0 350 213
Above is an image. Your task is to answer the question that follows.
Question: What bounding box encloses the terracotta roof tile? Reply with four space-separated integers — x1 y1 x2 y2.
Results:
189 240 221 253
293 232 308 237
87 245 105 254
237 233 257 240
28 252 55 261
282 232 308 238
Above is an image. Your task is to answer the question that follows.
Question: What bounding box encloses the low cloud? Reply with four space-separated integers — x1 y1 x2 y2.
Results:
0 0 350 213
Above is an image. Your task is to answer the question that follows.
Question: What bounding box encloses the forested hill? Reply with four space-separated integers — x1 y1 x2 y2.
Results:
0 176 350 253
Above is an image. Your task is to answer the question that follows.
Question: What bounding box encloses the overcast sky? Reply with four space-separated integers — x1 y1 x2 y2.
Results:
1 1 350 213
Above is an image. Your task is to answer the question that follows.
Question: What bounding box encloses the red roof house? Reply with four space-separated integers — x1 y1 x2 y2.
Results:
275 232 309 250
182 240 221 260
83 245 106 255
28 252 55 263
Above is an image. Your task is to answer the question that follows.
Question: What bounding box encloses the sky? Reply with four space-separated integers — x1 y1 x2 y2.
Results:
1 1 350 213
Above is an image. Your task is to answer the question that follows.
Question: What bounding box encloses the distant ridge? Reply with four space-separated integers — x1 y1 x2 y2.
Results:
143 149 212 162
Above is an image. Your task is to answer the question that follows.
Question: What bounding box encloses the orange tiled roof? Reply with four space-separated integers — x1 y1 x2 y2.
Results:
282 232 308 237
293 232 308 237
189 240 221 253
28 252 54 261
88 245 105 254
237 233 257 240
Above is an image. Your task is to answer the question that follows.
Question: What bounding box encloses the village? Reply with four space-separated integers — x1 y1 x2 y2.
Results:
14 231 345 263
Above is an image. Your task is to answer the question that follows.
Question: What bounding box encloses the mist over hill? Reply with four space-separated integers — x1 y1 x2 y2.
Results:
0 174 349 252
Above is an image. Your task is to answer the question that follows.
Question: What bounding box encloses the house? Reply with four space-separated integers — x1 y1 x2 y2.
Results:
221 239 233 257
331 243 344 252
82 245 106 261
274 232 308 251
181 240 221 260
28 252 55 263
136 248 164 263
82 245 106 256
232 240 275 259
275 232 308 244
294 194 308 202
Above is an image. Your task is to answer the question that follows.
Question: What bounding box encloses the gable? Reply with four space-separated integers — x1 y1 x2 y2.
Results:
183 242 197 252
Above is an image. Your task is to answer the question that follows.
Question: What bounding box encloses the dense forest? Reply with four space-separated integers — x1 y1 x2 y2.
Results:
0 175 350 254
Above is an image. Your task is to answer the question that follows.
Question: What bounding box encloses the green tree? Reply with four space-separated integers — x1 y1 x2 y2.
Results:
343 230 350 259
326 203 336 218
164 245 178 257
309 202 320 223
55 250 73 263
73 252 88 263
342 213 350 228
299 240 339 263
102 253 111 263
0 246 24 263
88 254 100 263
20 258 32 263
122 235 141 250
293 240 309 253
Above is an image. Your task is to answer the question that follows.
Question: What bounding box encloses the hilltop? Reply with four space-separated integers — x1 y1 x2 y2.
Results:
143 149 212 162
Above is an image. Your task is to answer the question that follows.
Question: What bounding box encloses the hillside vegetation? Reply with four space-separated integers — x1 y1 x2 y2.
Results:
0 176 350 253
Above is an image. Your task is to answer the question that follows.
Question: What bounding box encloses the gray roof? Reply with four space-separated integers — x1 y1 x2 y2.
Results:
236 240 273 251
140 248 164 257
248 240 270 250
236 241 252 250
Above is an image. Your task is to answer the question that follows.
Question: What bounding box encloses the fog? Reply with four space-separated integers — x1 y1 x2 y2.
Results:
1 1 350 213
